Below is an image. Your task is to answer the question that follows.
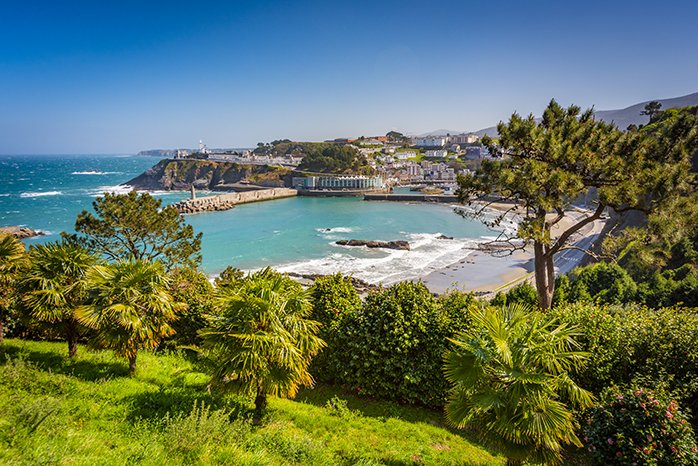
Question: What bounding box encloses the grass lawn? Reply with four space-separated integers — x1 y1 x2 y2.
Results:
0 339 504 465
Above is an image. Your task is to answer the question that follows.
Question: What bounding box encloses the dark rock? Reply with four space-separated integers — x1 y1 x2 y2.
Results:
437 234 453 240
0 226 44 239
336 239 410 251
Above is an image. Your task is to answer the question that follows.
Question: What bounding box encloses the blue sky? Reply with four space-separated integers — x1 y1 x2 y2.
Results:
1 0 697 154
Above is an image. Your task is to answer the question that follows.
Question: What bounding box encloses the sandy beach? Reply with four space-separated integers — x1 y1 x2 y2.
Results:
419 203 607 296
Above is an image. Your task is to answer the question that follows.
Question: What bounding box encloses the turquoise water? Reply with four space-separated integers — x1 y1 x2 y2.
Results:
0 154 504 283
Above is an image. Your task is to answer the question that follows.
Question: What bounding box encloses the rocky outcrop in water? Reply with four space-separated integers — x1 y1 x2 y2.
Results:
336 239 410 251
125 159 293 191
0 226 44 239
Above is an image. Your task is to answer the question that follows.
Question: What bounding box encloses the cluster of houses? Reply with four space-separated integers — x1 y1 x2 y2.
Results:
172 132 490 192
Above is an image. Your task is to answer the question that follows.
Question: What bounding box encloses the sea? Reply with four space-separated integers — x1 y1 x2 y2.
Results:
0 154 513 285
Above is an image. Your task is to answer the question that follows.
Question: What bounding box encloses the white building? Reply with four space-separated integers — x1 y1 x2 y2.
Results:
450 133 479 144
414 137 447 148
395 151 416 160
424 149 448 158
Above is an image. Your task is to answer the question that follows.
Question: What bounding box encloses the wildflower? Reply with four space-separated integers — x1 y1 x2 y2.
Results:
607 438 614 445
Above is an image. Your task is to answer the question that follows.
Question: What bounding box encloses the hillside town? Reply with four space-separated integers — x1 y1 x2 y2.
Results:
168 132 491 193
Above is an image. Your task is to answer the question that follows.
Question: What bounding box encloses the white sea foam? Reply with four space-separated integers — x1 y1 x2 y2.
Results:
88 185 133 196
276 232 480 285
315 226 355 233
71 170 119 175
0 194 10 197
20 191 62 198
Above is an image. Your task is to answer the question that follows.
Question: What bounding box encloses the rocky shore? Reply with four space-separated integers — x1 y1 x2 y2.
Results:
125 159 292 191
286 272 381 294
336 239 411 251
0 226 44 239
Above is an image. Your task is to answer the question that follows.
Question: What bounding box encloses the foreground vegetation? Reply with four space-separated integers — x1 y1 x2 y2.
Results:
0 339 503 466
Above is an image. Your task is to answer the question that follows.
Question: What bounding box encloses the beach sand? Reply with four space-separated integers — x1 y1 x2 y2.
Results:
420 203 605 296
420 247 534 295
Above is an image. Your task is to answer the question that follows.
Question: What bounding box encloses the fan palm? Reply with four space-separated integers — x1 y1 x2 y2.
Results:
0 233 29 343
76 259 178 373
444 304 594 465
201 267 325 416
22 240 97 356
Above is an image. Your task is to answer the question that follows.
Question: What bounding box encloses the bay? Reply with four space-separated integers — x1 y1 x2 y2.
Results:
0 154 503 284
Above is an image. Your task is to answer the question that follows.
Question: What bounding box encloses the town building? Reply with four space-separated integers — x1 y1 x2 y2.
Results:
424 149 448 158
414 137 447 148
291 175 385 190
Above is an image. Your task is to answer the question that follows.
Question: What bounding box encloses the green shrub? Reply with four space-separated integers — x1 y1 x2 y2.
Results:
569 262 638 304
490 282 538 308
167 267 215 347
308 274 362 382
552 304 698 424
584 386 698 465
333 282 454 407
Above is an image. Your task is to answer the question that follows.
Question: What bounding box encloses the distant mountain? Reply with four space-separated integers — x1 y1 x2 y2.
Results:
473 91 698 137
594 91 698 130
415 129 467 137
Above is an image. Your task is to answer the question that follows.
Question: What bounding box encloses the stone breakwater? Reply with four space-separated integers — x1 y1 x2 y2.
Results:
172 188 298 214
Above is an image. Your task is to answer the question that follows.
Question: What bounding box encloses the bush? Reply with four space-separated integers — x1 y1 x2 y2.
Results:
490 282 539 308
333 282 456 407
584 386 698 465
308 274 362 382
167 267 215 347
552 304 698 424
569 262 638 304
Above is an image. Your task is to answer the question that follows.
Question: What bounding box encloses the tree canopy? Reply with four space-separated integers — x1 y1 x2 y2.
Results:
22 240 99 357
297 144 374 174
67 191 202 270
202 268 324 416
458 100 697 308
0 233 28 343
444 304 594 465
77 259 179 373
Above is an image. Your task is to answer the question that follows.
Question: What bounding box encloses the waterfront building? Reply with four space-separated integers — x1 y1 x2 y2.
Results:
292 175 385 190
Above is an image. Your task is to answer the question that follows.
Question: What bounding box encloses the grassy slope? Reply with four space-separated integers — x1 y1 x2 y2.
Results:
0 340 503 466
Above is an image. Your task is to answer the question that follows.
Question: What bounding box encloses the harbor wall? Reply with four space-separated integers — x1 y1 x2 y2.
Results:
173 188 298 214
363 194 459 203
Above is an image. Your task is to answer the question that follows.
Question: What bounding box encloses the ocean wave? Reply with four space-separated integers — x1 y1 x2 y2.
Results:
88 185 133 196
315 226 355 233
71 170 119 175
0 194 9 197
20 191 62 198
276 232 479 285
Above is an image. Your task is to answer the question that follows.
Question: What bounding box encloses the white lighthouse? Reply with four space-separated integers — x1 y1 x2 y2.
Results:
198 140 210 155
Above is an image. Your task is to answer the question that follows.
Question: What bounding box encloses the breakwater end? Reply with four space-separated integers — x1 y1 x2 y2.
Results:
172 188 297 214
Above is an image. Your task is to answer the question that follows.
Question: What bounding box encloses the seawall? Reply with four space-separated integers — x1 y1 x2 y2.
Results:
172 188 298 214
363 193 459 203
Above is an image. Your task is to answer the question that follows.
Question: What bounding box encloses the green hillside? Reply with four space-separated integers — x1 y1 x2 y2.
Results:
0 339 503 466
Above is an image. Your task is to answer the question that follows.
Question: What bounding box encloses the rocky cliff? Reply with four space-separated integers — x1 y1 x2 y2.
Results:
125 159 294 191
